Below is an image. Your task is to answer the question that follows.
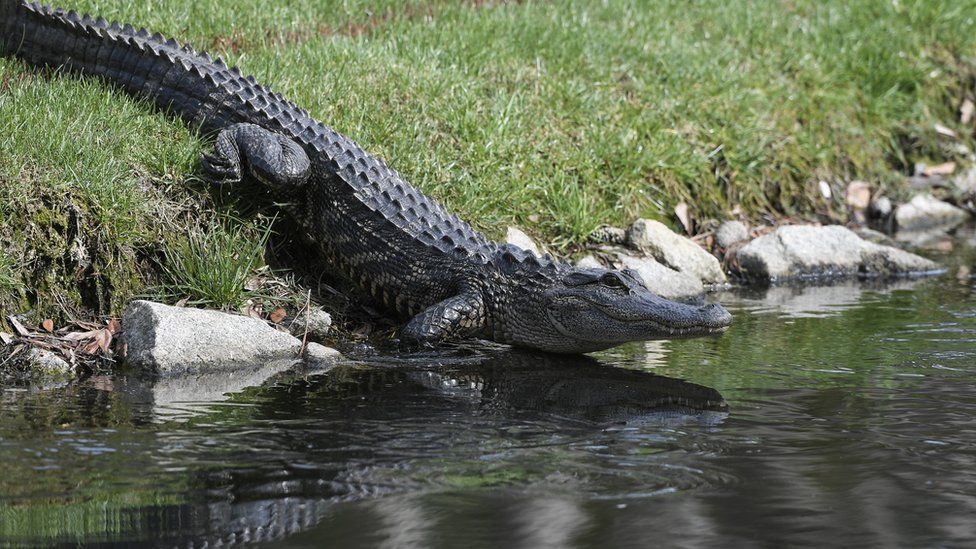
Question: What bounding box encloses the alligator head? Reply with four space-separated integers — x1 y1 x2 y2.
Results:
493 261 732 353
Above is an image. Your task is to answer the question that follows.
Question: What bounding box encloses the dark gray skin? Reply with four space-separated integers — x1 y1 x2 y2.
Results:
1 1 732 353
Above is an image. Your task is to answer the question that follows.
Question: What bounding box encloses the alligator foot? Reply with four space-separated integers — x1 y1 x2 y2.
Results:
201 123 311 189
401 293 486 346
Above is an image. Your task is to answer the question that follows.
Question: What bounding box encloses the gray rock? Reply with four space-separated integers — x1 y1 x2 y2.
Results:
304 342 342 370
27 348 72 378
123 300 304 375
589 226 627 244
953 165 976 197
714 221 750 250
854 227 897 247
894 194 969 233
505 226 541 256
735 225 941 282
615 252 704 300
626 219 727 284
575 255 603 269
289 308 333 340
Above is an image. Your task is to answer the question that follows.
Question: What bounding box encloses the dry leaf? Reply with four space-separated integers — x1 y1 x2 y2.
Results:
674 202 692 234
270 307 287 324
0 332 12 345
923 161 956 176
527 214 540 223
41 319 54 333
175 297 189 307
961 99 975 125
935 123 958 138
7 316 30 337
63 329 100 341
244 276 263 291
107 319 121 334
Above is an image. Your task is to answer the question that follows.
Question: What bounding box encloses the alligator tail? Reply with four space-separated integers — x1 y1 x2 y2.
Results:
0 0 309 134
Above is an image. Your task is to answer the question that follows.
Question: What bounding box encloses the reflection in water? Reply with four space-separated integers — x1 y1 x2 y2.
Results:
0 351 725 546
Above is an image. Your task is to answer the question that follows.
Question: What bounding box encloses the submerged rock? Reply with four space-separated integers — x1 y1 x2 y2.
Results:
734 225 941 282
505 226 541 256
714 220 750 250
626 219 727 285
123 300 304 375
894 194 969 233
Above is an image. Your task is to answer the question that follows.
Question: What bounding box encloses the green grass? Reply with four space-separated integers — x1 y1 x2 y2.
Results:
1 0 975 320
155 216 272 309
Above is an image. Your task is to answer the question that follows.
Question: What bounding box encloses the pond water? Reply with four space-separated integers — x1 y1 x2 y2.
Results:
1 231 974 547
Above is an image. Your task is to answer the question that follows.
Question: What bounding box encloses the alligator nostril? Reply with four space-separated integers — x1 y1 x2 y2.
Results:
702 304 733 327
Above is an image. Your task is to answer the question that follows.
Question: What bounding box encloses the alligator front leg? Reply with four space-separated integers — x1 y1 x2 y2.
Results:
201 123 310 189
401 293 487 346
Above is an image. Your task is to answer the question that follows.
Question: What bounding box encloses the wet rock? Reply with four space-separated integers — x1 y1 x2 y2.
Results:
626 219 726 284
123 300 303 375
505 226 541 256
894 194 969 233
734 225 941 282
288 308 332 340
714 221 750 250
27 348 72 379
616 252 704 300
589 226 627 245
575 255 603 269
304 342 342 370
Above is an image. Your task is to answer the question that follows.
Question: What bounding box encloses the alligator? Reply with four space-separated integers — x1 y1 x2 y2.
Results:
0 1 732 353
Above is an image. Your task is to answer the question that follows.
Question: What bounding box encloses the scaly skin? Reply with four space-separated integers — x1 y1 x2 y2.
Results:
1 1 732 353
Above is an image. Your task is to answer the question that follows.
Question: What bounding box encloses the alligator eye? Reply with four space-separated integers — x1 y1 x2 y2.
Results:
600 273 627 288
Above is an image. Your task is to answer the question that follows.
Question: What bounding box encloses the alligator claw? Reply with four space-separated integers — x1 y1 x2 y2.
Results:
200 153 242 185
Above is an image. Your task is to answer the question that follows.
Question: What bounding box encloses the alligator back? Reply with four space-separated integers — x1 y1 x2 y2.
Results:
0 1 555 317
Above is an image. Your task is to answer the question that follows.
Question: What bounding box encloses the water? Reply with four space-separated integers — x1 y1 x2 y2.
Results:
1 233 974 547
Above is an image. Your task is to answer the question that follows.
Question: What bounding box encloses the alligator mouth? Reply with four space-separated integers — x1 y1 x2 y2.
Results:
549 296 733 344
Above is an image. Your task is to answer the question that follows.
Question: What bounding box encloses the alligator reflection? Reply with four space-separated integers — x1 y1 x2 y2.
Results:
0 352 726 546
394 350 728 425
150 351 726 545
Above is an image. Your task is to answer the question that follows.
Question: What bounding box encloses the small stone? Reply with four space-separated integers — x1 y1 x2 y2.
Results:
589 226 627 244
28 348 72 378
304 342 341 370
714 221 750 250
734 225 941 282
123 300 304 375
953 166 976 196
894 194 969 233
819 180 832 199
575 255 603 269
289 308 333 340
869 196 893 219
505 226 541 256
845 181 872 210
626 219 726 284
615 252 704 301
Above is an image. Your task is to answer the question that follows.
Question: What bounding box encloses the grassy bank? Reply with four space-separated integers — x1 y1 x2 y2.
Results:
1 0 975 324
